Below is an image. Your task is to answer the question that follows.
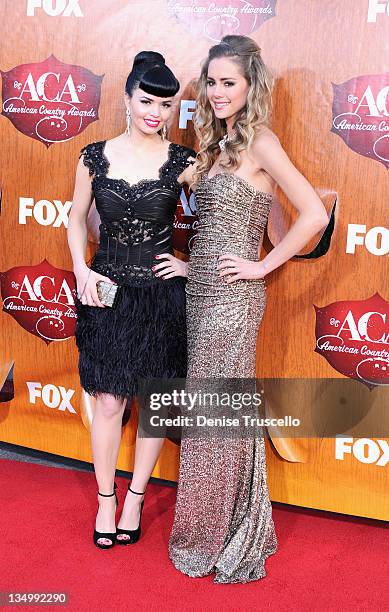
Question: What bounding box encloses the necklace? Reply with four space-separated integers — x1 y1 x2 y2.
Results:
218 134 229 152
218 129 236 152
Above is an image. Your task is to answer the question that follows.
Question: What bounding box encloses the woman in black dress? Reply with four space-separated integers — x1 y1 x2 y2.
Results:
67 51 195 549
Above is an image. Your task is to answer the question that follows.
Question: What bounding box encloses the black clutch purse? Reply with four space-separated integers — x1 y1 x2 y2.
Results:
96 280 120 308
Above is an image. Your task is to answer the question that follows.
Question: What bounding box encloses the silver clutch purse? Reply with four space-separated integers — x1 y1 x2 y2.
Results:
96 280 119 308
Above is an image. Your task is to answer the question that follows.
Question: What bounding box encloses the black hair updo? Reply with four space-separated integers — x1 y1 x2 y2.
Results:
125 51 180 98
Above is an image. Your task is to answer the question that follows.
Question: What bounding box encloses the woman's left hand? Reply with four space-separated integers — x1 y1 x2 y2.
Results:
217 253 267 283
153 253 188 279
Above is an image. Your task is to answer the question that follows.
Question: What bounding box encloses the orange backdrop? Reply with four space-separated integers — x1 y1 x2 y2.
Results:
0 0 388 520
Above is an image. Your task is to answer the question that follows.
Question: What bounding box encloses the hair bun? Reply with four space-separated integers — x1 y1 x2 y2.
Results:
126 50 179 98
133 51 165 68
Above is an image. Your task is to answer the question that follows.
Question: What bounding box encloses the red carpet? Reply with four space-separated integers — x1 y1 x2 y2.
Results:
0 458 388 611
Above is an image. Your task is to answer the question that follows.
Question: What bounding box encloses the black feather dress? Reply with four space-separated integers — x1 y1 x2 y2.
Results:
74 140 195 400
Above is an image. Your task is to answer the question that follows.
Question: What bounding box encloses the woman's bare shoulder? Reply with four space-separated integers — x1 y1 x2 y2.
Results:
250 127 284 165
253 126 280 148
103 134 125 150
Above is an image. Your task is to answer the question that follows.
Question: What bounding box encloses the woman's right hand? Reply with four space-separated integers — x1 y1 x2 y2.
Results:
74 264 116 308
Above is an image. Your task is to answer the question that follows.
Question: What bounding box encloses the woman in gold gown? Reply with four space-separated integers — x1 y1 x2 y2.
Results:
167 35 328 583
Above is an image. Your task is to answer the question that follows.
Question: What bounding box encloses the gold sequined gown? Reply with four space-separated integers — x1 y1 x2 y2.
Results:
169 172 278 584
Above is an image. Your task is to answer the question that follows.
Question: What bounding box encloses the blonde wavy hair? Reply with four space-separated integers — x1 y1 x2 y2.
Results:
192 35 274 188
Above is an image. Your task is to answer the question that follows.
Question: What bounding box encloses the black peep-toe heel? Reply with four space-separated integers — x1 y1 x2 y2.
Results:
93 481 118 550
116 484 145 545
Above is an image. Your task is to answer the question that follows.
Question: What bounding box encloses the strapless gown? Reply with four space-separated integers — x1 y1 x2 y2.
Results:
169 172 278 583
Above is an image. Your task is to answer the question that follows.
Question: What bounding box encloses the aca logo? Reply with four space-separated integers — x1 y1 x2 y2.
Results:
335 436 389 466
173 187 198 254
0 259 77 343
27 0 83 16
19 197 71 228
367 0 389 22
314 293 389 389
346 224 389 256
1 55 103 146
168 0 277 42
331 72 389 168
27 381 76 413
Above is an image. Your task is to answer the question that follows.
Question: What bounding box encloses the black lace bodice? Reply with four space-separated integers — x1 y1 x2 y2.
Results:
80 140 196 286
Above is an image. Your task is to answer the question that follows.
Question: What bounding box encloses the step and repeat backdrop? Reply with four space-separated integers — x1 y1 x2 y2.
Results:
0 1 388 520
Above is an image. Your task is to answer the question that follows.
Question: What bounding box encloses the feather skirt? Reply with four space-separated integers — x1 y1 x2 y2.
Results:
74 277 187 400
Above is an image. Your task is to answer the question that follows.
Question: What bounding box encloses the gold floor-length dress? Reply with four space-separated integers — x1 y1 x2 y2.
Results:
169 172 278 584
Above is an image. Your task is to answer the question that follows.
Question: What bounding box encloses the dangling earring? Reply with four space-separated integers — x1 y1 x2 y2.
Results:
125 108 131 135
161 124 167 141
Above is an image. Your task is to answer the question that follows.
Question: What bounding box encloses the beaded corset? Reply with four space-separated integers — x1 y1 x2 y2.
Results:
80 140 195 286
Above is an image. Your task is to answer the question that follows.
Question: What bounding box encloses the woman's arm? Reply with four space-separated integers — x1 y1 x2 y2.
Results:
254 132 328 275
177 155 197 190
67 157 113 306
67 157 94 275
218 132 328 282
153 152 197 280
